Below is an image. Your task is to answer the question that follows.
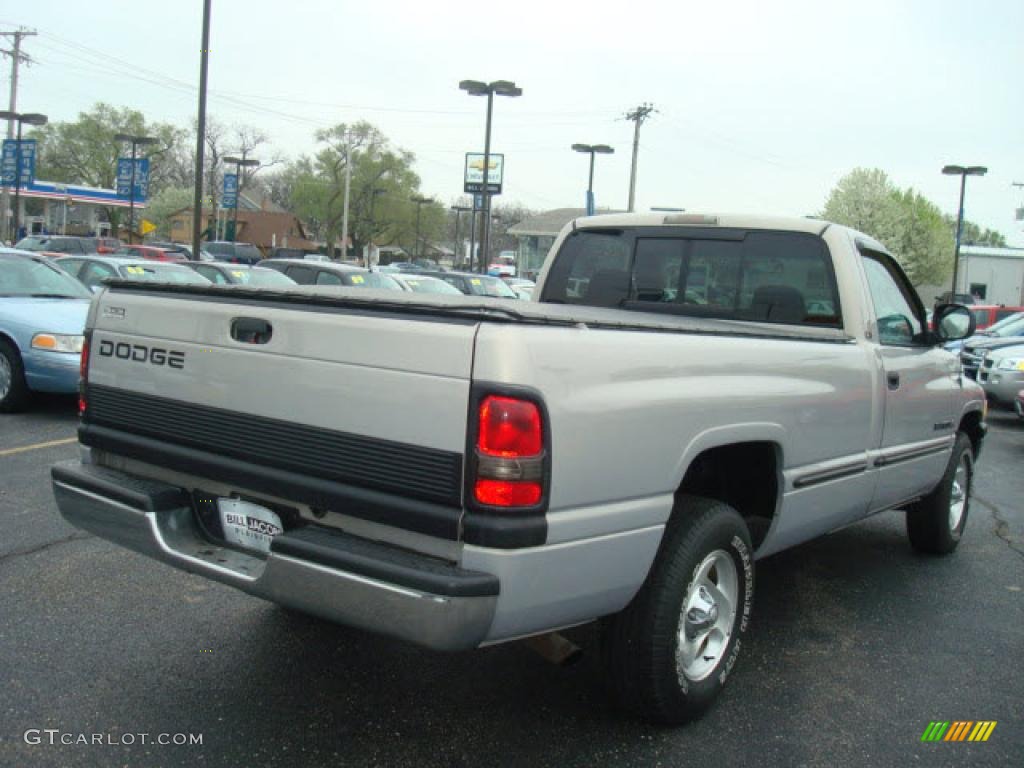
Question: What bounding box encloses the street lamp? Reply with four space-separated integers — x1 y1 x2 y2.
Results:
114 133 158 244
222 153 260 243
411 196 434 259
942 164 987 299
0 111 47 242
459 79 522 271
571 143 614 216
451 205 472 268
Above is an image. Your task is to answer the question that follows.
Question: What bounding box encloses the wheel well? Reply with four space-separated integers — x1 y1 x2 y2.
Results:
959 410 984 458
677 442 780 548
0 331 21 354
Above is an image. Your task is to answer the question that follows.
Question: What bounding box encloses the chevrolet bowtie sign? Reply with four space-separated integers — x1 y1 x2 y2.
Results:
464 153 504 195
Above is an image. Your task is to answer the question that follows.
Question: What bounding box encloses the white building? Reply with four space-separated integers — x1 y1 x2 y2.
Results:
954 245 1024 305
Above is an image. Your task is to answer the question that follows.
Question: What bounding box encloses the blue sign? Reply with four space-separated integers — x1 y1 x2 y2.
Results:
585 190 595 217
116 157 150 202
222 173 238 209
1 139 36 187
473 193 484 211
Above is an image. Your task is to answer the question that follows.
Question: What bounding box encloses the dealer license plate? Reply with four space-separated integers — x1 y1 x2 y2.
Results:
218 498 283 554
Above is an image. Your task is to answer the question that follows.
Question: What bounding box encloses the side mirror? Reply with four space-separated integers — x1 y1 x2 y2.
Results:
933 303 975 342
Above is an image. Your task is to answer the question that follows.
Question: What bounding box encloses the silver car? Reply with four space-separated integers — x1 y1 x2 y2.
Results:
978 342 1024 406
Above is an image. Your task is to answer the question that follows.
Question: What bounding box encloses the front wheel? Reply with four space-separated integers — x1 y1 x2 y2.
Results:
603 495 754 724
906 432 973 555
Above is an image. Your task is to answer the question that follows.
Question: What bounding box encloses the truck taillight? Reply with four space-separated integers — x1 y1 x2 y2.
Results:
78 336 90 416
473 395 545 508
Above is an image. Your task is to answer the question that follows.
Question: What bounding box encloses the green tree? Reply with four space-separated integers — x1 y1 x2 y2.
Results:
821 168 953 286
944 216 1007 247
285 121 436 257
30 103 186 232
144 185 193 239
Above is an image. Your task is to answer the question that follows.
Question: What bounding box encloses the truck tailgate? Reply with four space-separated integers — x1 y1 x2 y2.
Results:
82 287 477 533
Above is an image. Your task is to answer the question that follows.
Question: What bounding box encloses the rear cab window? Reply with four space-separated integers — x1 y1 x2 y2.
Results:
540 227 842 327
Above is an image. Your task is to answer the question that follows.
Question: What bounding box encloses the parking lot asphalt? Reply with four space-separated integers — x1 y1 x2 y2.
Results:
1 397 1021 768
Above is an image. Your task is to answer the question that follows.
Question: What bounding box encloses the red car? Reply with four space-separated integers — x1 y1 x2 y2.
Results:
95 237 122 254
971 305 1024 331
112 244 188 262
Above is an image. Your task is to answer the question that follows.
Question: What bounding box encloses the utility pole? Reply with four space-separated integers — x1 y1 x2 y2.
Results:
1 28 36 242
624 103 654 213
341 137 353 261
192 0 212 262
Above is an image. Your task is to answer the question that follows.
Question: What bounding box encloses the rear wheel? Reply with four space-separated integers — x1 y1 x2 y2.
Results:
603 495 754 724
906 432 973 555
0 338 30 413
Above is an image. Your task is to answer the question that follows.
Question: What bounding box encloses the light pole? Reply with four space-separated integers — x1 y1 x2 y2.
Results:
192 0 212 261
411 196 433 259
942 164 987 299
451 205 471 267
223 152 259 243
571 143 614 216
459 79 522 272
0 111 47 242
114 133 157 244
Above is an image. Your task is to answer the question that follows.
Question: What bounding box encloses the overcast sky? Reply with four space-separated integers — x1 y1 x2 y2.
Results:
4 0 1022 244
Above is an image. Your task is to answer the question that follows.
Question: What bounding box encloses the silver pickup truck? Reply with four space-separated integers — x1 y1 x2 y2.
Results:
52 213 986 723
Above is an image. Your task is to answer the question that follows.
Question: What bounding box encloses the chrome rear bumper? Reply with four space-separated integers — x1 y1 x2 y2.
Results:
51 460 498 651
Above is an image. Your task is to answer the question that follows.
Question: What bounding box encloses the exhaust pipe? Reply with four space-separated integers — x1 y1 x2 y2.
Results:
523 632 583 667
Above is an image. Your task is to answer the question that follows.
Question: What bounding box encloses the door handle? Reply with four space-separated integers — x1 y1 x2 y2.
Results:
231 317 273 344
886 372 900 390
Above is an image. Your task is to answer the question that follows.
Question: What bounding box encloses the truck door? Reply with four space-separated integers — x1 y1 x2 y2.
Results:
859 248 960 512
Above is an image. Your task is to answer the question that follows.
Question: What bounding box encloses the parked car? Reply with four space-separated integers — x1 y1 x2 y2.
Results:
53 212 984 724
969 304 1024 332
112 244 188 262
268 247 321 260
934 291 976 306
202 241 263 265
503 277 536 301
14 235 98 258
955 312 1024 378
95 237 122 254
260 259 402 290
186 262 297 287
420 270 518 298
0 249 92 412
978 342 1024 407
54 256 212 291
146 241 206 261
389 273 464 295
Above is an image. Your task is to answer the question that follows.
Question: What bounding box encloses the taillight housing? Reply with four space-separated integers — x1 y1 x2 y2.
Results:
471 393 547 510
78 334 90 416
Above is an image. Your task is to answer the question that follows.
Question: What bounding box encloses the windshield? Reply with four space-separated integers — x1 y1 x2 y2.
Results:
14 237 51 252
239 268 297 287
465 275 517 298
0 255 93 298
398 275 463 294
117 263 211 285
341 272 401 290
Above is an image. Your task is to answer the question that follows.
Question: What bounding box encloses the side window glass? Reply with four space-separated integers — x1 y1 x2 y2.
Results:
286 266 315 284
58 259 84 277
861 254 923 345
83 263 115 288
316 271 343 286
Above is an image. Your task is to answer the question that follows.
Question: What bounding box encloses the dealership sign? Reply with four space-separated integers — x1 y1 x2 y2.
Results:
464 153 503 195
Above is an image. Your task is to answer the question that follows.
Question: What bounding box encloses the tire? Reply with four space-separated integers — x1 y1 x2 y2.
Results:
603 495 754 724
0 338 30 414
906 432 973 555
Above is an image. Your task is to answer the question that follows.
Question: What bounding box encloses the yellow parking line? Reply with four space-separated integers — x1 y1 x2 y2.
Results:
0 437 77 457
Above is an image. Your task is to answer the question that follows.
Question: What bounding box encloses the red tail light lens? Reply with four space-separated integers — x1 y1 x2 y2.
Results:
78 337 90 416
473 395 545 508
477 396 542 457
474 479 542 507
